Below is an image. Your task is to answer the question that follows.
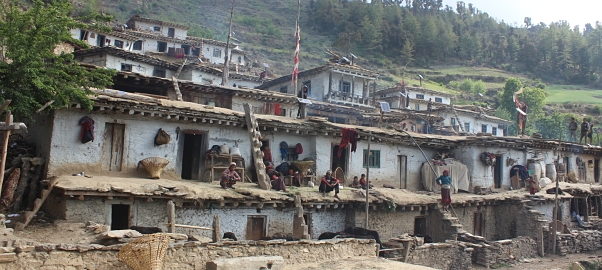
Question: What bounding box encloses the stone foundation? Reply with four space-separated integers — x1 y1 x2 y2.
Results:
3 238 378 270
470 237 538 267
556 230 602 255
406 242 472 270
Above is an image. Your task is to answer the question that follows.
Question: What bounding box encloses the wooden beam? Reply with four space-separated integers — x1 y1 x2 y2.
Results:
0 110 12 198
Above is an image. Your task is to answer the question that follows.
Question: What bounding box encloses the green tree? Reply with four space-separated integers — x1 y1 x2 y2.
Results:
0 0 116 119
498 78 547 135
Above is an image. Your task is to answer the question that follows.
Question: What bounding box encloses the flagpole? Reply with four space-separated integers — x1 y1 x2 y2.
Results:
292 0 301 95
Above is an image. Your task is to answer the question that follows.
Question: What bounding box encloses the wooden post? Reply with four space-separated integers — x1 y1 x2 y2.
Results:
213 215 221 242
167 200 176 233
365 132 371 229
0 110 12 197
402 241 411 263
327 71 332 100
12 157 30 212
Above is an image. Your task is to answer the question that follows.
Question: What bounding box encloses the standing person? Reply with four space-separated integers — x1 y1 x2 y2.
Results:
589 123 595 145
580 118 590 144
527 176 536 195
221 162 241 189
262 145 273 166
435 170 452 211
319 170 340 198
297 85 309 118
569 117 578 142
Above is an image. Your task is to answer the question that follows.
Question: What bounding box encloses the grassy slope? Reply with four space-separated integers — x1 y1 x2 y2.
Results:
545 85 602 104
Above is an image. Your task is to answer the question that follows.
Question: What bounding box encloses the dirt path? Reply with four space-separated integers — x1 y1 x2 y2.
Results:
283 256 435 270
472 250 602 270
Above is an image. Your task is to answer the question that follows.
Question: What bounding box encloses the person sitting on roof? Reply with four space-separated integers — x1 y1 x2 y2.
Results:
350 176 361 188
266 164 287 192
293 171 302 187
220 162 240 189
319 170 340 199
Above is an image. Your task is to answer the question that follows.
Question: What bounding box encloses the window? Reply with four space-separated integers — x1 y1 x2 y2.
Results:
79 30 88 41
416 94 425 99
363 150 381 168
302 80 312 95
167 28 175 38
492 127 497 136
121 64 132 72
213 48 222 58
157 41 167 52
279 109 287 117
97 34 106 47
279 86 288 93
435 97 443 103
132 40 142 50
114 40 124 48
285 146 298 161
153 68 166 78
451 118 456 126
464 123 471 133
415 103 420 110
238 56 242 63
153 26 161 31
340 81 351 93
481 124 488 133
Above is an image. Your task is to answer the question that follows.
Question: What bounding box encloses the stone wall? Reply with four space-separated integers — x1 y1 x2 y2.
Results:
470 236 538 267
3 238 378 270
556 230 602 255
406 242 473 270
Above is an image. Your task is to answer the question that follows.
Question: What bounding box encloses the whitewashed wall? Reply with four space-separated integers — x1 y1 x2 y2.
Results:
70 28 134 51
438 111 506 137
47 109 250 178
231 97 298 118
132 21 188 40
201 43 246 66
260 132 313 163
266 71 372 102
105 55 175 78
180 69 260 88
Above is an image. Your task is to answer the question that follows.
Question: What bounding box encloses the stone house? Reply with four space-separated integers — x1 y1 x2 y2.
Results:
256 62 378 108
433 105 512 136
376 85 454 111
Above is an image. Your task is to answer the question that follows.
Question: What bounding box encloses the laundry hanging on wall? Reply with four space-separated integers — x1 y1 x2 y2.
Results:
78 116 95 144
480 152 496 166
338 128 358 157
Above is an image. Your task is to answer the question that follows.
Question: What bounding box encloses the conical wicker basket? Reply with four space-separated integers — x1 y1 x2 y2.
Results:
138 157 170 179
291 160 314 175
117 233 171 270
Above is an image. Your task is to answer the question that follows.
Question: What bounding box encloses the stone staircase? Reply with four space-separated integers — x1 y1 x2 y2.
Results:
439 207 466 241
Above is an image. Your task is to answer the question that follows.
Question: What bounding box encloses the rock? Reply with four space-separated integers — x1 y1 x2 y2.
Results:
206 256 284 270
97 229 143 240
189 234 213 243
165 233 188 241
570 262 584 270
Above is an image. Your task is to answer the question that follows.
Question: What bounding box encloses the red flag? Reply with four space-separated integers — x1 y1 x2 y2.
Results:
292 23 300 86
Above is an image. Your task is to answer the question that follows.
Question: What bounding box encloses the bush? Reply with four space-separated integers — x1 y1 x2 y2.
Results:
235 15 281 38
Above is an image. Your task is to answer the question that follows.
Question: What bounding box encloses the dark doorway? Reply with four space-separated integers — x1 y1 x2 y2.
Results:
111 204 130 230
157 41 167 52
181 133 203 180
97 34 106 47
399 155 407 189
564 157 571 173
331 145 348 172
182 45 191 55
594 159 600 183
494 155 503 188
414 217 426 235
167 27 175 38
103 123 125 172
474 212 485 236
246 216 266 240
303 213 312 236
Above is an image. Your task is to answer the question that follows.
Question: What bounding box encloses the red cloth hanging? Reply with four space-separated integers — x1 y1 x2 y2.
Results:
338 128 358 157
274 103 281 115
295 143 303 154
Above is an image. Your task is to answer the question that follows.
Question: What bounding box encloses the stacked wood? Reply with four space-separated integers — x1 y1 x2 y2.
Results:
4 157 45 212
0 168 20 210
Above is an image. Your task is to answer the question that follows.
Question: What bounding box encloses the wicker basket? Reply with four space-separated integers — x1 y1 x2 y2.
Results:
117 233 171 270
334 167 345 184
138 157 170 179
291 160 315 175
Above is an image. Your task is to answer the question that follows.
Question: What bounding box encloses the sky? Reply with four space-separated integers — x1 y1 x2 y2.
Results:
440 0 602 30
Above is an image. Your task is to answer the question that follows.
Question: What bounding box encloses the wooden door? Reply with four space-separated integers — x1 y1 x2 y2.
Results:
399 155 407 189
246 216 266 240
103 123 125 172
414 217 426 235
474 212 484 236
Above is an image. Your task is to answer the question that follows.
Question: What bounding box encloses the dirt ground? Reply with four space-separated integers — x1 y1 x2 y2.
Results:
282 256 435 270
473 250 602 270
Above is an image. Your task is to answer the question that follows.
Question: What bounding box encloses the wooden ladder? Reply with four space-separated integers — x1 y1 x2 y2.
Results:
14 177 58 231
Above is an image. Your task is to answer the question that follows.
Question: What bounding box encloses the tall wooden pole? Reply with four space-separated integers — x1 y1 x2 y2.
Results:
221 0 236 86
293 0 301 96
365 132 371 229
0 110 13 198
552 133 562 254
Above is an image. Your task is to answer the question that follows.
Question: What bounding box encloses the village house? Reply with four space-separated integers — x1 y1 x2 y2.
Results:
433 105 512 136
375 85 453 111
256 61 378 108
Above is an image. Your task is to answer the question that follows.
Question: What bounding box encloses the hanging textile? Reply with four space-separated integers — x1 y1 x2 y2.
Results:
279 141 289 161
274 104 281 115
295 143 303 154
78 116 95 144
338 128 358 157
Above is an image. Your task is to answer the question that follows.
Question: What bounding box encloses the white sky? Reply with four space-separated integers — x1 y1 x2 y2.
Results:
441 0 602 30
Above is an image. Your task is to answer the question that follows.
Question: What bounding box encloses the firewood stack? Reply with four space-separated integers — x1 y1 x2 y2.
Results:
1 134 44 212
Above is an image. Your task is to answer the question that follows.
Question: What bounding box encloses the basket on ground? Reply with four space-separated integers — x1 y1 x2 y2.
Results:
117 233 171 270
138 157 170 179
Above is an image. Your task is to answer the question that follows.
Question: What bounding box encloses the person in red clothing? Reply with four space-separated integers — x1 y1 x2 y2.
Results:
262 145 273 165
319 170 340 198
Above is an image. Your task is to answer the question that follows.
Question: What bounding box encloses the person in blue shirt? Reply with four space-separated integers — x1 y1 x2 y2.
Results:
436 169 452 211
